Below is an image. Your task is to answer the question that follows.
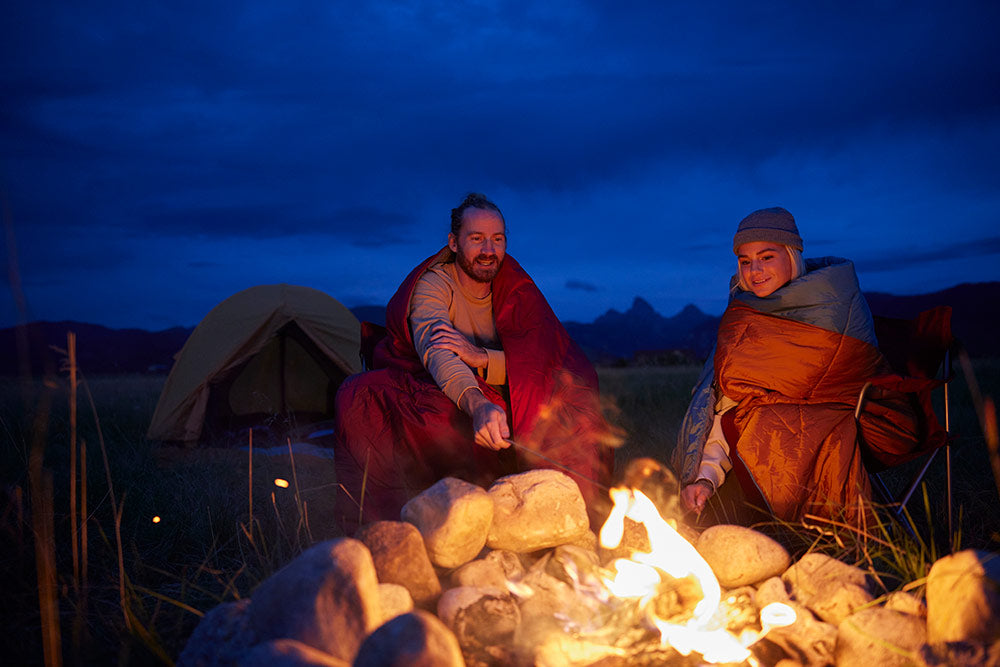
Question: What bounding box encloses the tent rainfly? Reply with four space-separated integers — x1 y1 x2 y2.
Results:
147 284 363 444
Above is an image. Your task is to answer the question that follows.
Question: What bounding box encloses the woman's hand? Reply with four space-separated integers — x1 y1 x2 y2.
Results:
430 324 488 369
681 480 714 516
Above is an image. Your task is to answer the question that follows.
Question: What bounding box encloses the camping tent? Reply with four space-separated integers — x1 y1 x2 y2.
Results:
147 284 363 444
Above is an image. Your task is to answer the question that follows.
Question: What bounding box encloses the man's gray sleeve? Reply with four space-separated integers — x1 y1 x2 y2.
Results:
409 270 482 407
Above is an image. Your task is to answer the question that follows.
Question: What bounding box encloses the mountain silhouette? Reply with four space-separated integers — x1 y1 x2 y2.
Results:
564 297 719 363
1 282 996 375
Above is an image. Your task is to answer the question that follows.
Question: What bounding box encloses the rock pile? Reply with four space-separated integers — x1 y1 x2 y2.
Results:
179 469 1000 666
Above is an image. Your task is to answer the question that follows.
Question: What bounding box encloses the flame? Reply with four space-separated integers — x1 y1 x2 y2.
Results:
598 486 794 663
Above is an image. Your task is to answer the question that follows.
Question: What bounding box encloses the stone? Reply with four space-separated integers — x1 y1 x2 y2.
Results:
487 469 590 552
353 610 464 667
808 581 874 626
917 639 1000 666
783 552 872 623
567 527 599 552
760 601 837 667
513 566 595 642
597 516 650 565
695 524 792 587
402 477 493 569
378 583 414 624
177 598 253 667
755 576 792 608
617 457 681 522
546 544 602 588
436 586 521 665
885 590 926 617
926 549 1000 644
247 538 380 663
534 635 629 667
484 549 525 580
240 639 349 666
355 520 441 607
451 557 510 590
836 606 926 667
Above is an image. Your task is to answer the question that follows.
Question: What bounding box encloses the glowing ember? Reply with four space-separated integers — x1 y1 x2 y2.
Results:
274 478 289 488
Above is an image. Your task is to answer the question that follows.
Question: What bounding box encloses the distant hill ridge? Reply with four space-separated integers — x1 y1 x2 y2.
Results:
1 281 996 374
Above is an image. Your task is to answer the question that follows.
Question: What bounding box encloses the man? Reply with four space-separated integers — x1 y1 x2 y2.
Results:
334 193 616 534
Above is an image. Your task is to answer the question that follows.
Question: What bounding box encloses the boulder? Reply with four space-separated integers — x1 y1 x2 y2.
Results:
240 639 349 666
487 469 589 552
695 524 791 587
437 586 521 659
755 576 792 608
836 606 926 667
353 610 464 667
378 583 414 624
885 590 926 617
783 552 872 624
247 538 380 663
926 549 1000 644
355 520 441 607
451 557 510 590
402 477 493 569
758 600 837 667
177 598 253 667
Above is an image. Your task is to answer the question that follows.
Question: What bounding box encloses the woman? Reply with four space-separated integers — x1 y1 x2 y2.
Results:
673 207 921 523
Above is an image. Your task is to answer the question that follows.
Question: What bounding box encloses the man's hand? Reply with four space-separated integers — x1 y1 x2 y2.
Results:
680 480 714 516
430 324 488 369
460 390 511 450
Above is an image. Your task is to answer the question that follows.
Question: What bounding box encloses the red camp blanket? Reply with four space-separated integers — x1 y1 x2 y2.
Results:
334 248 615 533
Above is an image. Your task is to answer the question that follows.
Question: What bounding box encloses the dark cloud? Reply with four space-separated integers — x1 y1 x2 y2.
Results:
856 236 1000 274
566 279 600 292
132 204 413 243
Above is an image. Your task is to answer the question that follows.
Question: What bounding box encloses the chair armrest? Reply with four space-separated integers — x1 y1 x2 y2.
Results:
854 381 873 420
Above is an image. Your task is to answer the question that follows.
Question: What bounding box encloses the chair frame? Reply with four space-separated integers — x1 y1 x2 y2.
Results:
858 343 954 539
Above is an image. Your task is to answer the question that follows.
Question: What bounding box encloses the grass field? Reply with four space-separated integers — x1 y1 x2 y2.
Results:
1 358 997 665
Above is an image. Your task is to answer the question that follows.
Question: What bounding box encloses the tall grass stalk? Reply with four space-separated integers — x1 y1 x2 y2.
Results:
959 350 1000 499
984 396 1000 499
286 438 313 544
80 373 130 632
248 427 253 532
68 333 79 597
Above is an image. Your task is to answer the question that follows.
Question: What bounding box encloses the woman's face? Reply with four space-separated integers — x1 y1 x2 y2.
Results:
737 241 794 297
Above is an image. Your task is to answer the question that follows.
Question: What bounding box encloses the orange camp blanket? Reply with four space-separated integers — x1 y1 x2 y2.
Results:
715 303 920 521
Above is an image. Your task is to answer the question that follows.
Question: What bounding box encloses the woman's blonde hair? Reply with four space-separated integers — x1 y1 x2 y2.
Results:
737 245 805 293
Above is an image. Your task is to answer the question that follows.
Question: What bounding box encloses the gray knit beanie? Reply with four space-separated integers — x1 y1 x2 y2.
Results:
732 207 803 253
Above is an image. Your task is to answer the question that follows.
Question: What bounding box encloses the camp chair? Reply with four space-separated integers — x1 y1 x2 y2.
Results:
855 305 955 536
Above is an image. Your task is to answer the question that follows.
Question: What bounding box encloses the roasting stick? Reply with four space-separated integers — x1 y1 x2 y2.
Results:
503 438 612 493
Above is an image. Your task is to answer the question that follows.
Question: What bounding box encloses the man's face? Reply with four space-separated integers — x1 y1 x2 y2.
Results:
448 207 507 283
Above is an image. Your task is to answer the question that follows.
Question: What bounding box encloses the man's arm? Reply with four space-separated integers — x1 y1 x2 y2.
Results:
410 270 510 449
410 271 483 406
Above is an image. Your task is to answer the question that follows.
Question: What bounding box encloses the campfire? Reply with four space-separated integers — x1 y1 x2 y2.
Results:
497 482 796 666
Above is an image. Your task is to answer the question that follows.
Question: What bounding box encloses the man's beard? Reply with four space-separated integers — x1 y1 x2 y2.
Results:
457 251 501 283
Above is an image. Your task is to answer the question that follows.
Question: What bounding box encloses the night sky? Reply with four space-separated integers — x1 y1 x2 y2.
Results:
3 2 999 331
